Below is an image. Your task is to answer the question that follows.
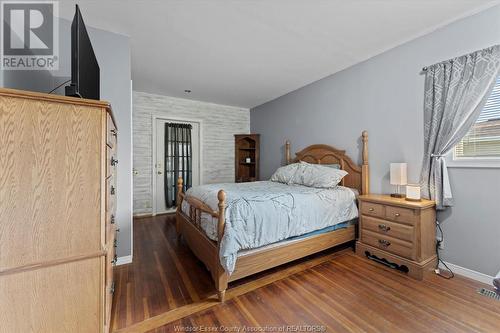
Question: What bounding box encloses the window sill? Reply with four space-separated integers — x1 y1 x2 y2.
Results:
446 159 500 169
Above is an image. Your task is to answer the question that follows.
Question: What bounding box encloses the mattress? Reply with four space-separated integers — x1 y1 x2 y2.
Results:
181 180 358 274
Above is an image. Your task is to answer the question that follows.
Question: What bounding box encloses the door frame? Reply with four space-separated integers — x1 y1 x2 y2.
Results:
151 115 203 216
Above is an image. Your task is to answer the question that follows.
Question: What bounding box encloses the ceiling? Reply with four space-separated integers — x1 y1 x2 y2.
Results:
58 0 500 108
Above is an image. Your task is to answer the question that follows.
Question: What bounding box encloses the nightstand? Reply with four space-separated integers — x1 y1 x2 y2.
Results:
355 194 437 280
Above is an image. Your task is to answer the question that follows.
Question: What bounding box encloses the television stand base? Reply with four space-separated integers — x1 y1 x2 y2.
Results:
65 84 82 98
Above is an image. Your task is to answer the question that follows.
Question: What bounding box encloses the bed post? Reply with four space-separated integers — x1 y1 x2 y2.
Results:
361 131 369 194
216 190 228 301
176 176 184 237
177 176 184 206
285 140 291 165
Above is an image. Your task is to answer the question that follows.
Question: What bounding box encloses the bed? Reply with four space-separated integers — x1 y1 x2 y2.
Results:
176 131 370 301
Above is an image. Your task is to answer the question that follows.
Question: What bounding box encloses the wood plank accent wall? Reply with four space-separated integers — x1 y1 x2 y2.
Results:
132 91 250 215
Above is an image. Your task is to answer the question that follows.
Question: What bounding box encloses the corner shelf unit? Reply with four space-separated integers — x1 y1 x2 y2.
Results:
235 134 260 182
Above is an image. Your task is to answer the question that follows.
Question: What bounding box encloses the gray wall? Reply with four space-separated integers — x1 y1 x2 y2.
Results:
251 6 500 276
89 27 133 261
1 19 133 260
133 91 250 215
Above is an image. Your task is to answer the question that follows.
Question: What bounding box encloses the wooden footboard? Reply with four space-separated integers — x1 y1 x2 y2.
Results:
176 177 229 301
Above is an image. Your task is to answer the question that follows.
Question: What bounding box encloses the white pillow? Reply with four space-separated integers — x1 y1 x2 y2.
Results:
291 163 347 188
270 163 301 184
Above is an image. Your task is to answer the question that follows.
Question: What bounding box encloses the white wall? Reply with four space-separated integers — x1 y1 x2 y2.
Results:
251 5 500 276
133 91 250 215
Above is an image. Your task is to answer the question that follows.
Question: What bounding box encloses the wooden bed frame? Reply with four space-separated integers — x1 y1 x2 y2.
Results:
176 131 369 301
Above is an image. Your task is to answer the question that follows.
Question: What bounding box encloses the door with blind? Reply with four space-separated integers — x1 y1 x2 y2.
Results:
154 119 200 214
454 76 500 160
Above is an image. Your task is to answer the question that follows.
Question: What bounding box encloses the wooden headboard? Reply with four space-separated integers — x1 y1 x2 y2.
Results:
285 131 369 194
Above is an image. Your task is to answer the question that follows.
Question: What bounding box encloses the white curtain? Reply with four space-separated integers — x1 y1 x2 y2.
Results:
420 45 500 210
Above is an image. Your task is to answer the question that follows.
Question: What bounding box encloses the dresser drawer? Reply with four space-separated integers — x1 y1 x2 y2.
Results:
362 216 414 243
106 230 116 285
105 229 116 327
106 176 117 213
106 209 116 228
106 113 117 149
105 280 114 329
361 202 385 218
106 210 116 243
106 146 118 179
105 176 116 243
385 205 417 225
362 230 414 260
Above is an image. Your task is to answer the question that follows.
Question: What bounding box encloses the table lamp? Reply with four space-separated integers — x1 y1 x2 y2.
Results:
405 184 421 202
390 163 407 198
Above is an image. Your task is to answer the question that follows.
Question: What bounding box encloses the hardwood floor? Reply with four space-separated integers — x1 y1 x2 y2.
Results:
112 214 216 330
113 214 500 333
112 214 352 331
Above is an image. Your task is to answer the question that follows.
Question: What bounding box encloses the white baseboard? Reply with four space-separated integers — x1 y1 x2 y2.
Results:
116 255 133 266
133 212 153 218
153 209 176 216
440 261 493 285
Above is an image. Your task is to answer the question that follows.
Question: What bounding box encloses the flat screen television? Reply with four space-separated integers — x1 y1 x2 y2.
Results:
65 5 100 100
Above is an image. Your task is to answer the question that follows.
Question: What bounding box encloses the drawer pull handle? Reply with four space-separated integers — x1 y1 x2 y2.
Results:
378 239 391 247
110 214 115 224
394 213 401 217
111 129 117 137
368 208 374 212
111 157 119 166
110 281 115 294
378 224 391 232
111 186 116 195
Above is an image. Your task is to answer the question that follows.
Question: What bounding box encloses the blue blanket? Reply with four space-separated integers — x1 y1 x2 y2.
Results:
182 181 358 274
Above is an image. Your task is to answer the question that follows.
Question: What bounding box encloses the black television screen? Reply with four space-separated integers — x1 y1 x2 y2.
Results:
65 5 100 100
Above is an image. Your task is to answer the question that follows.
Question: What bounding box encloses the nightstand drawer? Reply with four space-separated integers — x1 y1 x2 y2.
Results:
361 202 385 218
362 230 414 260
362 216 414 243
385 206 417 225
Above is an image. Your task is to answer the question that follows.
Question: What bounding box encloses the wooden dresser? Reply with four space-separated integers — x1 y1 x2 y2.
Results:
0 88 118 332
356 194 437 279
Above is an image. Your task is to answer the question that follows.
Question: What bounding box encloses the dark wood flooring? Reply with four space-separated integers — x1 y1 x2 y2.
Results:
113 214 500 333
112 214 215 330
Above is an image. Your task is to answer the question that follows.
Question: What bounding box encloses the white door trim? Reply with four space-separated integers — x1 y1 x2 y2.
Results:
151 115 203 216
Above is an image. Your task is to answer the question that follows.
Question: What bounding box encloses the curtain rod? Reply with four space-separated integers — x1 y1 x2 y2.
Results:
421 44 500 72
422 58 456 72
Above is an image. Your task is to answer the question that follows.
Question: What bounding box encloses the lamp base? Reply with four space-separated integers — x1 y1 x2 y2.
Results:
390 193 406 198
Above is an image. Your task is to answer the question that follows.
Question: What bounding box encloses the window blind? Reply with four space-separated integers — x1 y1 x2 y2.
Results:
455 76 500 158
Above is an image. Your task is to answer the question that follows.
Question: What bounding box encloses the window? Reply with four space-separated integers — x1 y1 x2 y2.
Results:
449 76 500 168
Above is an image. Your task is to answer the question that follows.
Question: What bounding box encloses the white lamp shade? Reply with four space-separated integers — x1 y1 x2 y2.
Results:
390 163 407 185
